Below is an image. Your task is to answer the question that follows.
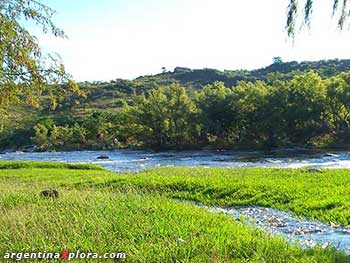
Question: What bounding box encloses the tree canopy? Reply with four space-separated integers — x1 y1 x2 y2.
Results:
287 0 350 37
18 71 349 151
0 0 80 110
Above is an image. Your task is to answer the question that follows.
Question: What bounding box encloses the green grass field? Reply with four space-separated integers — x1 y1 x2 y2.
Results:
0 161 350 262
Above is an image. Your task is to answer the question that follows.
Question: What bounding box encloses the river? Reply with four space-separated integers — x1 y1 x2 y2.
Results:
0 149 349 172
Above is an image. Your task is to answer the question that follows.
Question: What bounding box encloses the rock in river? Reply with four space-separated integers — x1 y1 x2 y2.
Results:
96 155 110 160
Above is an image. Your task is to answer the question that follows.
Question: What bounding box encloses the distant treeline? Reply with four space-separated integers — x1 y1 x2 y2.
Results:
51 59 350 113
27 71 350 151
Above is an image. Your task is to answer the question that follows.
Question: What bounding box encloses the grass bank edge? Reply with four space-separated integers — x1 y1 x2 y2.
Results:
0 160 105 171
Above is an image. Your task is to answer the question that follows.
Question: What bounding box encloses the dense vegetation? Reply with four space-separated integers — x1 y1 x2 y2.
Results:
1 59 350 151
1 162 349 262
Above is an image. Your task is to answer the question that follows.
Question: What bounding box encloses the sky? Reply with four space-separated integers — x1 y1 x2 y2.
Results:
31 0 350 81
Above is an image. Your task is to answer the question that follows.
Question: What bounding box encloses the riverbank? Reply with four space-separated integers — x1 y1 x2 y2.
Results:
1 149 350 172
1 162 349 262
2 144 350 155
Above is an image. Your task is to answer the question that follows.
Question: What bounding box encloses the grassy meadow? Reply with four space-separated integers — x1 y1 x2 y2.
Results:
0 161 350 262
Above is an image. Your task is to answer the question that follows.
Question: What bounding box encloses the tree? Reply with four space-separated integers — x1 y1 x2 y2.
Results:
196 82 234 143
272 57 283 64
165 84 198 146
129 84 198 148
325 72 350 143
230 81 269 146
84 111 112 141
286 0 350 37
132 87 170 147
0 0 81 110
283 72 328 143
32 123 49 150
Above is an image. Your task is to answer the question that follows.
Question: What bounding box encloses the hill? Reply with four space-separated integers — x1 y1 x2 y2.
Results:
70 58 350 112
136 58 350 88
1 58 350 151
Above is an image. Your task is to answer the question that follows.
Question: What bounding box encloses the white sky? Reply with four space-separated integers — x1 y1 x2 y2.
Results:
34 0 350 81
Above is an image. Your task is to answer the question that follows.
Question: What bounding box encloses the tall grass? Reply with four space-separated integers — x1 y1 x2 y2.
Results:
107 167 350 226
0 161 104 170
0 162 350 262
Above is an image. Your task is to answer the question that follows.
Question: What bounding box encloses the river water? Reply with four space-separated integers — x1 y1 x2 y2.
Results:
200 204 350 252
0 149 349 172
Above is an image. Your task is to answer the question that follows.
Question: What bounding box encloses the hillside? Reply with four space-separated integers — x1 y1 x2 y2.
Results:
135 59 350 88
1 58 350 151
71 58 350 112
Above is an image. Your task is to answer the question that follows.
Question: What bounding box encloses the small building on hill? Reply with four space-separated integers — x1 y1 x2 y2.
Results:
174 67 192 73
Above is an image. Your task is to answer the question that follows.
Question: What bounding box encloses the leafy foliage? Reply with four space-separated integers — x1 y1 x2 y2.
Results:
286 0 350 37
112 71 350 150
0 0 82 111
2 60 350 151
